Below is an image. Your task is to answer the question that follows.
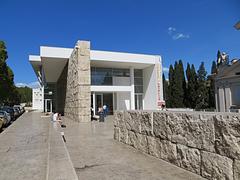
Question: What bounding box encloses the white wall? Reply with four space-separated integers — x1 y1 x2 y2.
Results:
143 65 158 109
116 92 131 110
32 87 44 111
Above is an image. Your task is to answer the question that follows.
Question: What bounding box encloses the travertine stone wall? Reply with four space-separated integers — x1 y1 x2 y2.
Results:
114 111 240 180
64 41 91 122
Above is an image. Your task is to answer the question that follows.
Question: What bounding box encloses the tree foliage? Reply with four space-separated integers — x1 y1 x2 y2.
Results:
195 62 209 109
0 40 20 105
165 60 216 110
16 86 32 103
166 61 186 108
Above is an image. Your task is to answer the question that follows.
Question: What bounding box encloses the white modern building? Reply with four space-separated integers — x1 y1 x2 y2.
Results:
29 40 164 122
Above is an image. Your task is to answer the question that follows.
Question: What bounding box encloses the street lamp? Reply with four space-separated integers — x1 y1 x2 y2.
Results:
234 21 240 30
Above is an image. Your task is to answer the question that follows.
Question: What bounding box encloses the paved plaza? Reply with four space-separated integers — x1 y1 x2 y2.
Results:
0 112 205 180
62 116 205 180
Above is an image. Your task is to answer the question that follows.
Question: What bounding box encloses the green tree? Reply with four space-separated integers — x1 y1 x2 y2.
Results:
208 61 217 108
185 64 198 108
196 62 208 109
167 65 174 107
0 40 19 105
179 60 187 107
16 86 32 103
171 60 185 108
211 61 217 74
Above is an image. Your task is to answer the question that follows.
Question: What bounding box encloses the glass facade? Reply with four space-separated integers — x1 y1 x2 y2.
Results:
91 67 130 85
134 69 143 93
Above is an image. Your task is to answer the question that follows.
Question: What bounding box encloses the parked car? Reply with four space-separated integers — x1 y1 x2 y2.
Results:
13 107 20 118
0 110 11 126
0 117 4 131
14 105 25 114
0 106 15 121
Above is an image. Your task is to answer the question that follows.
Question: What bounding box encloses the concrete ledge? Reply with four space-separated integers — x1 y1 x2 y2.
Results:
47 122 78 180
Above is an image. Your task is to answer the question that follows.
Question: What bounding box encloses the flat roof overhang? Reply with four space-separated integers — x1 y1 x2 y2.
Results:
90 50 159 69
29 55 43 85
30 46 161 84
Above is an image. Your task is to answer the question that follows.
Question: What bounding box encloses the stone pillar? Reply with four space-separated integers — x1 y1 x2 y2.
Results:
130 67 135 110
64 40 91 122
224 87 231 112
218 87 225 112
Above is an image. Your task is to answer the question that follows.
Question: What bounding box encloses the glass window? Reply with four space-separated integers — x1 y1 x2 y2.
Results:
134 69 143 77
92 76 112 85
134 77 143 85
135 85 143 93
91 67 130 85
95 68 112 76
113 69 130 77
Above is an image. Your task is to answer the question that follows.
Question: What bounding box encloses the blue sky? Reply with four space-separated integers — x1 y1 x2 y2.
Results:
1 0 240 87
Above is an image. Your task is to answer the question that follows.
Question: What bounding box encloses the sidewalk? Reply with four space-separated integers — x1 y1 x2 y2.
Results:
0 112 77 180
63 116 206 180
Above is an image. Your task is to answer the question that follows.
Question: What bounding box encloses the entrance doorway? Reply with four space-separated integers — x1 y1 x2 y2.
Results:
135 94 143 110
92 93 113 115
44 99 52 112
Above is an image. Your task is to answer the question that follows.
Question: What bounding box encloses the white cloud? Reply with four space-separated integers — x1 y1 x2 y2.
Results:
163 67 169 72
172 33 190 40
167 27 190 40
16 81 40 89
168 27 176 35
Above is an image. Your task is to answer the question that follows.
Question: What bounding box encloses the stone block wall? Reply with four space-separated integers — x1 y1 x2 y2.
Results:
114 111 240 180
64 41 91 122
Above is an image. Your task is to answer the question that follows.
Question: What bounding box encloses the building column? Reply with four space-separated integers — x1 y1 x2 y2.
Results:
218 87 225 112
224 87 231 112
93 92 96 115
130 67 135 110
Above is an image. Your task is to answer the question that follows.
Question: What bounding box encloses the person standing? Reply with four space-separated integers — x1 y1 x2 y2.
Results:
103 104 108 117
98 106 105 122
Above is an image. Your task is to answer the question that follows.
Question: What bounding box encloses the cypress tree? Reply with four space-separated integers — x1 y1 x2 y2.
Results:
196 62 208 109
185 63 198 108
179 60 186 107
211 61 217 74
185 63 191 108
208 61 217 108
167 65 174 108
171 60 185 108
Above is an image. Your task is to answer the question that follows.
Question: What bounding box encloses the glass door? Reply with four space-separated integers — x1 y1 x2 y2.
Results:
95 94 103 114
44 99 52 112
135 94 143 110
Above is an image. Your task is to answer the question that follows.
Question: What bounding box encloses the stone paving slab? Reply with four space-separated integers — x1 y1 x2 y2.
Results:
0 112 49 180
0 112 78 180
62 116 206 180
